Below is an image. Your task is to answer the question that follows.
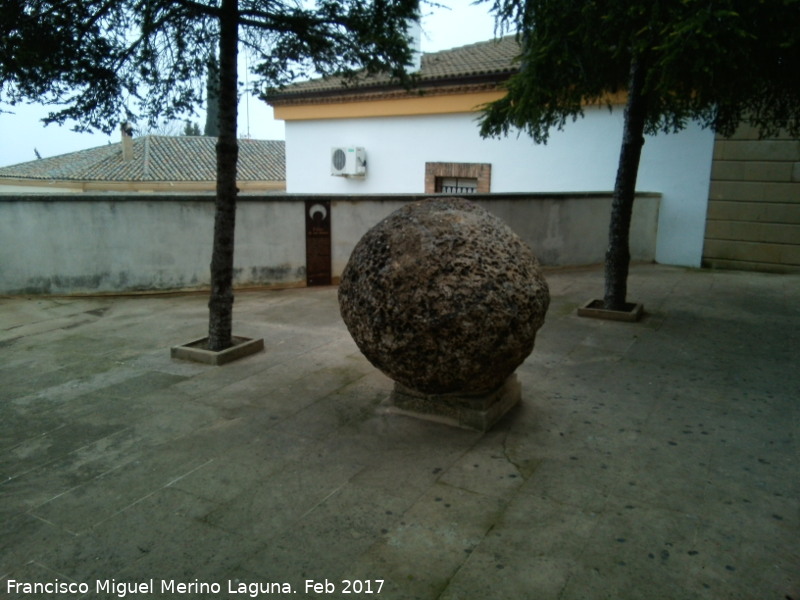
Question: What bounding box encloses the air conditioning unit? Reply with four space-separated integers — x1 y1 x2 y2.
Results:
331 147 367 177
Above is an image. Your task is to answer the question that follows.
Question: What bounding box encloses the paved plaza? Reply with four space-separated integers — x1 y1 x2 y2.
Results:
1 265 798 599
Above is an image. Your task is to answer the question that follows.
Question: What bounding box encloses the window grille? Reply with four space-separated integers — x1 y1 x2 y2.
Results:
436 177 478 194
425 163 491 194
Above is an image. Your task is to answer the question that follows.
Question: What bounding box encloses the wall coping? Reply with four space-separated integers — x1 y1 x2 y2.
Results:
0 191 661 203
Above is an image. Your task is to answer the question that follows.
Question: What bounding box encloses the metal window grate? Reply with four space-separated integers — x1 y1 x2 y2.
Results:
436 177 478 194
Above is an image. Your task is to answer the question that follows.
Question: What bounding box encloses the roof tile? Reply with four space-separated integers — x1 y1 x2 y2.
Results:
0 136 285 182
268 35 520 98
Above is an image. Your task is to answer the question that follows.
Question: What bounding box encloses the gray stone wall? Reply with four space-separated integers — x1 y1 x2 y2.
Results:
0 192 660 295
0 194 306 295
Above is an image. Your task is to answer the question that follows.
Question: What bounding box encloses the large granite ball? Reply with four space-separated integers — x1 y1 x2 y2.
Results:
338 197 549 395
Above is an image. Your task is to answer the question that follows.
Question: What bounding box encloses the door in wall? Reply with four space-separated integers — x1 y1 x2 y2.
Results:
305 200 332 286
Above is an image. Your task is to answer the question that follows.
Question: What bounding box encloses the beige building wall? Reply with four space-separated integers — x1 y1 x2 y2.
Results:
703 125 800 272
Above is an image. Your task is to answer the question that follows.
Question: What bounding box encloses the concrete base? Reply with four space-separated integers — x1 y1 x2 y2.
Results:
170 336 264 365
386 374 521 431
577 299 644 322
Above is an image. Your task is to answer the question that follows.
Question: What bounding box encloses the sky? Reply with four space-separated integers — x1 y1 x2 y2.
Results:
0 1 504 168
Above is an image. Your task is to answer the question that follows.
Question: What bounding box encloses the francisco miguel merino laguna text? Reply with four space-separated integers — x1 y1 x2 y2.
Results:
6 578 298 597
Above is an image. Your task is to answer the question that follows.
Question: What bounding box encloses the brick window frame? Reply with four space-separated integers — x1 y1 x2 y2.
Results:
424 162 492 194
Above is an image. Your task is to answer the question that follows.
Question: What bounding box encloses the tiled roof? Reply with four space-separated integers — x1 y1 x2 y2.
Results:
267 35 520 100
0 136 285 182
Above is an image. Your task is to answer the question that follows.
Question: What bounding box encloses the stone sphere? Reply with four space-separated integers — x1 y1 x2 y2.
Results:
338 197 549 395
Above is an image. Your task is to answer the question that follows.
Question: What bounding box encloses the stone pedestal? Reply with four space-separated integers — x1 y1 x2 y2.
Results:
386 374 521 432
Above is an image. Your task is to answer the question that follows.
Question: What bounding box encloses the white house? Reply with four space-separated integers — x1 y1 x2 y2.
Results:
266 36 717 268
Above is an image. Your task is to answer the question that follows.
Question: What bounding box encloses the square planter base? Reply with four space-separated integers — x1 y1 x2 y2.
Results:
171 336 264 365
384 374 521 432
577 299 644 322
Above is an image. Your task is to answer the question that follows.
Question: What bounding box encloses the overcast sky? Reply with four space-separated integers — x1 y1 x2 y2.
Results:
0 2 504 168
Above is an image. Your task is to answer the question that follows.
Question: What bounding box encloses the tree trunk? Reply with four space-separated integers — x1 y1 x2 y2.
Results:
207 0 239 351
604 58 649 310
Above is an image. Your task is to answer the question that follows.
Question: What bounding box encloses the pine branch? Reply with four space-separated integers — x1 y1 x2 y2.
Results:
170 0 220 18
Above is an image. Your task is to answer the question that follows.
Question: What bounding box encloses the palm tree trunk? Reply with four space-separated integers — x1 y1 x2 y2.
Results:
604 57 649 310
207 0 239 351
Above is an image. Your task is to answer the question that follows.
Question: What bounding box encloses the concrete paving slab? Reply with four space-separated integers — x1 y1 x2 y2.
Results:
240 484 410 587
1 265 798 600
340 484 508 600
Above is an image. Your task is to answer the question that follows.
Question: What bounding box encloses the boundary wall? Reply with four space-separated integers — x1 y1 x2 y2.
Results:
0 192 660 295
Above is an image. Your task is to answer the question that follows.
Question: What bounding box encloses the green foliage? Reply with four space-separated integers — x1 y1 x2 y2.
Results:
0 1 125 130
0 0 421 133
183 120 201 136
480 0 800 142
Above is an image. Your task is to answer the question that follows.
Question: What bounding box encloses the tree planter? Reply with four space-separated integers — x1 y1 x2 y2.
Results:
171 336 264 365
577 299 644 322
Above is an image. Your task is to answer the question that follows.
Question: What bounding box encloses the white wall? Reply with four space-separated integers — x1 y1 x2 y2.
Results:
330 194 660 275
285 107 715 266
0 192 658 295
638 125 716 266
0 198 306 294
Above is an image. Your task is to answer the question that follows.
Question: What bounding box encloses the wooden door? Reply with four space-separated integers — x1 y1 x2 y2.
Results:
305 200 332 286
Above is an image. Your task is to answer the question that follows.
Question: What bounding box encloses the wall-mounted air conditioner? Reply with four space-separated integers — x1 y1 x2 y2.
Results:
331 147 367 177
